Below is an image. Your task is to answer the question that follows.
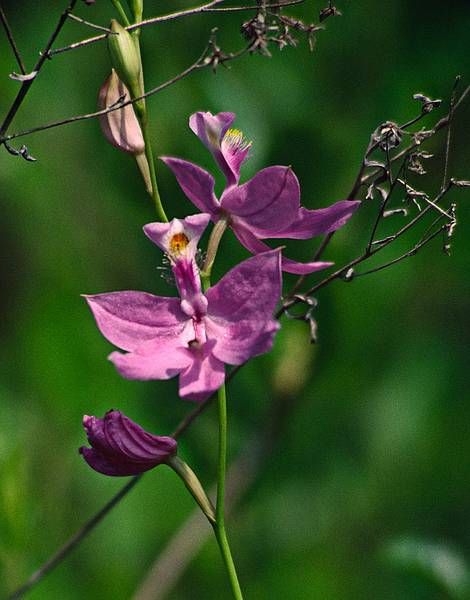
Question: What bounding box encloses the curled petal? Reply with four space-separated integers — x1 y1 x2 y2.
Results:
80 411 177 477
233 225 333 275
189 111 249 186
221 166 299 235
160 157 220 215
266 201 361 240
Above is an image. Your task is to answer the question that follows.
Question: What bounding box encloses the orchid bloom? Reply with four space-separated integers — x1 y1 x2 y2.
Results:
79 410 177 476
161 111 360 275
84 215 281 402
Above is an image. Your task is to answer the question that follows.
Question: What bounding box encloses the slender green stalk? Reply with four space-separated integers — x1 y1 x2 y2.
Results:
110 0 131 26
214 383 244 600
135 104 168 221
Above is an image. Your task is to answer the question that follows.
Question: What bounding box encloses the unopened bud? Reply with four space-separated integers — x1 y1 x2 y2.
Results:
108 19 142 99
98 70 144 154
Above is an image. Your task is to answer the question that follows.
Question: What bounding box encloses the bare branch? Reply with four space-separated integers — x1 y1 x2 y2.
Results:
0 0 79 138
0 3 27 75
0 40 254 146
67 12 115 33
47 0 305 58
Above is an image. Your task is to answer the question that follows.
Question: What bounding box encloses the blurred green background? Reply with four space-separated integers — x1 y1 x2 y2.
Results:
1 1 470 598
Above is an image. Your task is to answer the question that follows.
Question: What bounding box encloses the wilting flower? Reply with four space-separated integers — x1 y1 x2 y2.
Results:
79 410 177 476
98 69 144 154
98 70 151 193
162 111 360 274
84 215 281 401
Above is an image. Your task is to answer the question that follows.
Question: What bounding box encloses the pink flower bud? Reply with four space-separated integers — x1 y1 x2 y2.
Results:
98 70 145 154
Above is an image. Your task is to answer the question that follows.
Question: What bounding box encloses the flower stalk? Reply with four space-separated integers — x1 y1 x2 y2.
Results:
214 383 244 600
167 455 216 524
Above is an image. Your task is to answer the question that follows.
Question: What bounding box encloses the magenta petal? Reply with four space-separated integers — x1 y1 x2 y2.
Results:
103 411 177 462
189 111 235 149
206 317 280 365
233 225 332 275
206 249 281 323
109 344 191 380
221 166 299 235
161 157 220 215
80 446 147 476
178 342 225 402
267 200 361 240
84 292 188 352
80 410 177 477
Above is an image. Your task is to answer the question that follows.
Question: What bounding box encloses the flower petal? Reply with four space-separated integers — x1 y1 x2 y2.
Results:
206 249 281 324
84 292 188 352
189 111 240 184
109 343 191 380
103 411 177 462
161 157 220 215
266 201 360 240
233 225 333 275
221 166 299 235
80 410 177 477
178 341 225 402
80 446 148 476
206 317 280 365
143 214 211 257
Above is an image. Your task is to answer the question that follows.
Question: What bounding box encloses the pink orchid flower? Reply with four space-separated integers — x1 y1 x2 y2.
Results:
80 410 177 476
161 111 360 275
84 215 281 402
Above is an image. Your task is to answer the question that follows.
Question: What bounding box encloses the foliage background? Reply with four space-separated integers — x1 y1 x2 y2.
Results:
1 0 469 598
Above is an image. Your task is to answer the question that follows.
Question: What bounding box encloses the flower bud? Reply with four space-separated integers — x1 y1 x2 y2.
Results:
108 19 142 99
98 70 144 154
79 410 177 476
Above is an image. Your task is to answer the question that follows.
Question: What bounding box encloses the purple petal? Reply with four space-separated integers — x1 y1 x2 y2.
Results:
189 111 248 186
80 410 177 477
80 446 148 476
206 249 281 324
178 341 225 402
103 411 177 462
233 225 333 275
143 213 211 256
161 157 220 215
206 317 280 365
84 292 188 352
266 201 360 240
109 342 191 380
221 166 299 235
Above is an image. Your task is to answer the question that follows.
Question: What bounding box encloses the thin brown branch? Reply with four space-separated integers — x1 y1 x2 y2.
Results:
0 3 27 74
67 12 115 33
0 0 79 138
1 41 253 145
47 0 304 58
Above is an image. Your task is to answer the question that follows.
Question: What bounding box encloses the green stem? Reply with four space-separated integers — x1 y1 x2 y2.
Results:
134 103 168 222
110 0 131 26
214 383 244 600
